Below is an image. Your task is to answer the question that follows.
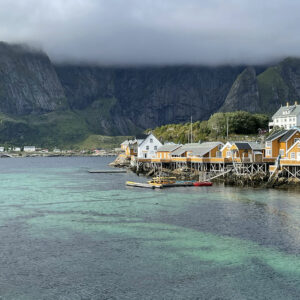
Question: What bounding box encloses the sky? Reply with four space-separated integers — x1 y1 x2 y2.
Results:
0 0 299 65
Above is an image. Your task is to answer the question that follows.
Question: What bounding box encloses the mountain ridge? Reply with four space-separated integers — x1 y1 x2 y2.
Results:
0 41 299 147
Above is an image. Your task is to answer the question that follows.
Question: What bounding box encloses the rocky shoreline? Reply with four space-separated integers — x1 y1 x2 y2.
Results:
110 155 300 190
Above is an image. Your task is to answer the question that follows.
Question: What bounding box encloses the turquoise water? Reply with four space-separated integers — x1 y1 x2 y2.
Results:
0 157 300 299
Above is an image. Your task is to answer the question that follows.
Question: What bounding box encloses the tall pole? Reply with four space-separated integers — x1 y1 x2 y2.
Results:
226 117 229 139
191 116 193 143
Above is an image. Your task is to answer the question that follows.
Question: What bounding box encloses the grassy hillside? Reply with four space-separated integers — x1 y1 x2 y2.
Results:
73 134 132 150
152 111 269 144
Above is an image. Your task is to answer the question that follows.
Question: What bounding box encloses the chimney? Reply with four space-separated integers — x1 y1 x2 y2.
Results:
286 102 289 107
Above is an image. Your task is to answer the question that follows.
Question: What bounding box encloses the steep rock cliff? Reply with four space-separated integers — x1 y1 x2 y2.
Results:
257 58 300 113
55 65 245 134
0 42 66 115
219 67 260 113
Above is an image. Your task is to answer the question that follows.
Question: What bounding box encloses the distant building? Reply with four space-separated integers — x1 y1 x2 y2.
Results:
0 147 4 152
13 147 21 152
23 146 36 152
269 102 300 131
137 134 162 159
53 148 61 153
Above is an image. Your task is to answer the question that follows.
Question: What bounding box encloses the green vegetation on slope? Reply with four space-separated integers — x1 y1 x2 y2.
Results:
72 134 132 150
257 66 289 111
152 111 269 143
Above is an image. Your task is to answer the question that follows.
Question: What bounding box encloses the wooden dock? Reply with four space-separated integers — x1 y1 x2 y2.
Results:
88 170 127 173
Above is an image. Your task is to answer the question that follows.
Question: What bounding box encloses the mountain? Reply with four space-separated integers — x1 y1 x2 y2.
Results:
0 42 66 115
0 41 300 148
55 65 245 134
219 67 260 113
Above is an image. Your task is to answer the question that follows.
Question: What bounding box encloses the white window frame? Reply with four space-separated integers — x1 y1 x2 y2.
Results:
291 152 296 160
266 149 272 157
265 141 271 148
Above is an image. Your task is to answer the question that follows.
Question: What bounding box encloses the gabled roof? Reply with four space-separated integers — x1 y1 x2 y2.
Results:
171 146 186 156
135 134 148 140
157 144 181 152
272 104 300 118
171 142 223 157
138 133 162 148
287 141 300 154
266 130 287 141
247 142 264 150
233 142 252 150
279 128 300 142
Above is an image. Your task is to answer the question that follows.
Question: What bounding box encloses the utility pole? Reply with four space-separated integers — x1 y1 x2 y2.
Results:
190 116 193 143
226 117 229 139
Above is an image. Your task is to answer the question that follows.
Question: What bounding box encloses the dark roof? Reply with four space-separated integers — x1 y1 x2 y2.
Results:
135 134 148 140
279 129 299 142
234 142 251 150
266 130 287 141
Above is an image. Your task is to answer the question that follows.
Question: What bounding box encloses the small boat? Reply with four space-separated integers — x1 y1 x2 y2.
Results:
148 176 177 187
126 181 161 189
193 181 213 187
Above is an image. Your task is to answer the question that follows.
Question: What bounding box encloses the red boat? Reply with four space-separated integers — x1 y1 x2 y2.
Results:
193 181 213 187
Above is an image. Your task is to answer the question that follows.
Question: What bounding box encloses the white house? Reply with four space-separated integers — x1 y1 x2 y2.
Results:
269 102 300 131
23 146 36 152
13 147 21 152
137 133 162 159
0 147 4 152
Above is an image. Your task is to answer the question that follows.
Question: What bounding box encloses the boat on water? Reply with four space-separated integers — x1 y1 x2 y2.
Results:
126 176 212 189
147 176 177 187
193 181 213 186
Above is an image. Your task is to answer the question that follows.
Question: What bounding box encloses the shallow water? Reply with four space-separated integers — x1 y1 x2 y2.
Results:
0 157 299 299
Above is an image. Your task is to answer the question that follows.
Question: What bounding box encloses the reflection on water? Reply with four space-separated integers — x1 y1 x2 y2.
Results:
0 157 299 299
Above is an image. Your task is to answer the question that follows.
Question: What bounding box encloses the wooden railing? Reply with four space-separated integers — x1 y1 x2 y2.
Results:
279 159 300 166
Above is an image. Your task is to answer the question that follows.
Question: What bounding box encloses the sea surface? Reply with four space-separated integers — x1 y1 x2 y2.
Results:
0 157 299 299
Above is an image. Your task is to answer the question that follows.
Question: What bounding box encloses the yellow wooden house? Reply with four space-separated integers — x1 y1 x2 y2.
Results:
265 128 300 160
153 144 182 162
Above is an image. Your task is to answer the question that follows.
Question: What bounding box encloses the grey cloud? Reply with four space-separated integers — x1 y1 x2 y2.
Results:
0 0 299 65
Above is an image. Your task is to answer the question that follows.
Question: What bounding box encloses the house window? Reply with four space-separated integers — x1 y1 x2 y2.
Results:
216 151 221 158
146 146 149 150
265 141 271 148
266 149 272 157
144 153 147 158
154 146 157 150
295 138 300 143
298 144 300 148
291 152 296 159
279 149 284 156
150 138 153 143
226 151 231 157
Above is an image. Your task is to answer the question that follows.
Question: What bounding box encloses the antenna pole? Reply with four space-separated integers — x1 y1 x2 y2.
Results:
226 117 229 139
190 116 193 143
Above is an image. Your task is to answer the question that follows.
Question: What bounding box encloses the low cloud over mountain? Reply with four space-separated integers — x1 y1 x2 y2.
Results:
0 0 300 65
